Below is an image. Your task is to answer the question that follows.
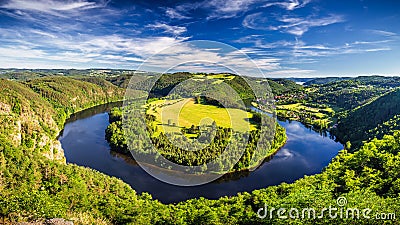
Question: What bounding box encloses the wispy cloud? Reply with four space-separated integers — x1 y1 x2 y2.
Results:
0 0 121 35
165 0 265 20
0 0 105 17
0 27 190 68
205 0 261 19
146 22 187 36
352 40 393 45
29 29 57 38
135 41 282 75
165 7 191 20
292 38 392 57
170 0 313 20
272 14 345 36
243 12 345 36
263 0 312 11
363 48 391 52
0 1 194 69
367 29 397 37
242 12 268 30
236 33 395 66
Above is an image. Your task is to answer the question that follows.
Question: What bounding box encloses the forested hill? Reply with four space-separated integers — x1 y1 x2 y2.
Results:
309 76 400 110
0 77 124 160
304 77 351 85
0 79 60 155
334 88 400 149
267 78 303 95
106 73 303 97
26 76 124 116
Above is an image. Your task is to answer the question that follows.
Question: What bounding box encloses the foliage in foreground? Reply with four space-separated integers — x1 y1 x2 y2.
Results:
1 129 399 224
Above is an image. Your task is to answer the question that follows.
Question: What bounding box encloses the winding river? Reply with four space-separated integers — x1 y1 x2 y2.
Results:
59 103 343 203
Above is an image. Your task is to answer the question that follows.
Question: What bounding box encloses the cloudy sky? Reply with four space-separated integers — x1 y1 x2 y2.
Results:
0 0 399 77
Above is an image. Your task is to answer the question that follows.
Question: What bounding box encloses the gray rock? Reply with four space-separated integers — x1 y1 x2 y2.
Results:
15 218 73 225
45 218 73 225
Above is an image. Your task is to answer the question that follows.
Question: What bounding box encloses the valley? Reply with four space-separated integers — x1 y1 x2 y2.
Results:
0 72 399 224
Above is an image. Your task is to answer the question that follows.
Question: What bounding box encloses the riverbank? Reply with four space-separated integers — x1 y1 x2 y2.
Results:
60 105 342 203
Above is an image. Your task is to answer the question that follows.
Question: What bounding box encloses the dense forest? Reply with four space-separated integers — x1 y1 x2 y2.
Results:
0 73 399 224
333 88 400 149
308 76 400 110
104 72 303 102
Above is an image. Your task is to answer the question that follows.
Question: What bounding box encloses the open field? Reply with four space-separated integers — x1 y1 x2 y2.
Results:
147 98 256 134
206 74 235 80
277 103 334 117
276 103 334 129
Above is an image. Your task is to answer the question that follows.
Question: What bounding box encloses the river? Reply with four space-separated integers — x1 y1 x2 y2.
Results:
59 103 343 203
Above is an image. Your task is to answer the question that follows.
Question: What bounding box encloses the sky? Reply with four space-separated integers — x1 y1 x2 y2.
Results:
0 0 399 77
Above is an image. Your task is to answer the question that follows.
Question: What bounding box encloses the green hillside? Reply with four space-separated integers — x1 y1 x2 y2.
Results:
26 76 124 119
0 77 124 159
268 78 304 95
334 88 400 149
309 76 400 110
0 79 60 155
107 72 303 98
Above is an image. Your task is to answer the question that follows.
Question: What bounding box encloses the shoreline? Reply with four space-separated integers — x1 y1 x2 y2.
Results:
106 126 288 176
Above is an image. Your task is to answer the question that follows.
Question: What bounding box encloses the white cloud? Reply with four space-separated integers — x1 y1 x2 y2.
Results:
29 29 57 38
353 40 393 45
263 0 312 10
0 46 46 59
0 0 104 17
167 0 265 20
292 39 392 57
206 0 260 19
367 29 397 37
364 48 391 52
166 0 312 20
146 22 187 36
125 41 283 76
65 35 188 58
256 40 296 49
0 0 121 36
297 44 332 50
235 33 395 65
242 12 268 30
272 14 345 36
165 7 191 20
0 25 191 69
242 12 345 36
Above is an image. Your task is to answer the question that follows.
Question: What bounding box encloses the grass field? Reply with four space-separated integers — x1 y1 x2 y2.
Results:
277 103 334 118
206 74 235 80
188 74 236 82
276 103 334 129
147 98 256 134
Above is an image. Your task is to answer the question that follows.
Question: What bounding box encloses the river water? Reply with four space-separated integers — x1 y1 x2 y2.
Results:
59 103 343 203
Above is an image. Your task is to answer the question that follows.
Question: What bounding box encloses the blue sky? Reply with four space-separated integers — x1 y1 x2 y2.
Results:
0 0 399 77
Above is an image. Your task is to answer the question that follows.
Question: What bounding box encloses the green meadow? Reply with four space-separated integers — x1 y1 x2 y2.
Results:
147 98 257 135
